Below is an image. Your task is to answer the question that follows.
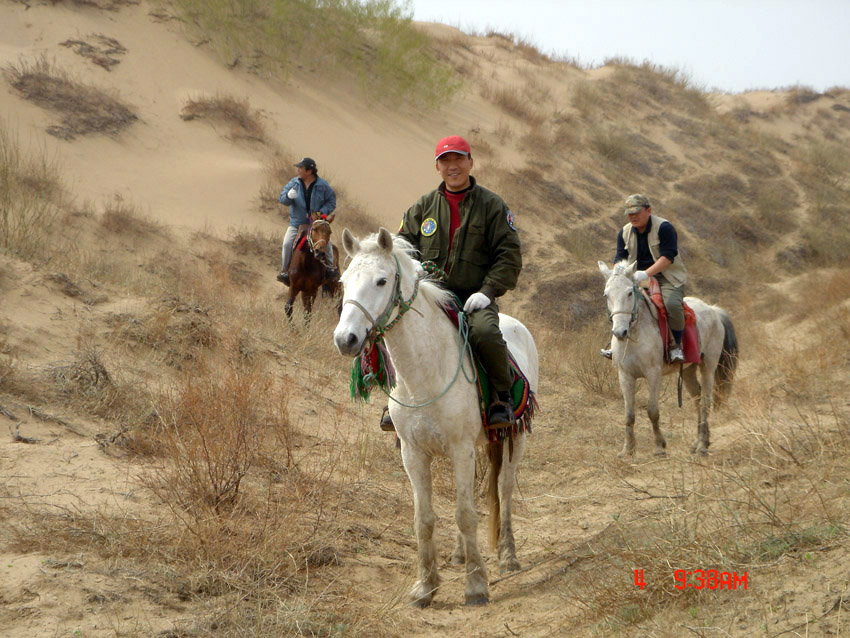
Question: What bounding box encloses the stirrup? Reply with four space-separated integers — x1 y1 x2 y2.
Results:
487 400 514 427
380 405 395 431
599 348 613 360
276 271 290 285
669 345 685 363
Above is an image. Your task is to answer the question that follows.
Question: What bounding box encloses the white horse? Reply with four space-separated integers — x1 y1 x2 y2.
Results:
598 260 738 456
334 228 538 607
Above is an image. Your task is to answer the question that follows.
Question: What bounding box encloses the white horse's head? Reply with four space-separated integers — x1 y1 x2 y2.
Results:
598 260 639 341
333 227 419 356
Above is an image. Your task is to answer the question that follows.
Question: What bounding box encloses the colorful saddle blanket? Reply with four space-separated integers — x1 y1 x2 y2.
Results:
647 278 700 364
443 304 538 443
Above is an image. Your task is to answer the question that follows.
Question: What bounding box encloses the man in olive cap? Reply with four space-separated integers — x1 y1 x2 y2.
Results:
277 157 338 285
601 194 688 363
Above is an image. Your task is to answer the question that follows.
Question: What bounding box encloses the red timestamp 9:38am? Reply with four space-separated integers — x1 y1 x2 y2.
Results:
674 569 748 590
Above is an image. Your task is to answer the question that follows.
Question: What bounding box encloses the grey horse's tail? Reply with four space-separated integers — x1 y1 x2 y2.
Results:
714 308 738 408
487 439 503 550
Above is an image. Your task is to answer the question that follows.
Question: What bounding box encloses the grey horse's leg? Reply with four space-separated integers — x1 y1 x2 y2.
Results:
400 445 440 607
682 366 707 455
450 443 489 606
646 369 667 456
618 369 637 457
450 531 465 565
497 433 526 574
694 362 714 455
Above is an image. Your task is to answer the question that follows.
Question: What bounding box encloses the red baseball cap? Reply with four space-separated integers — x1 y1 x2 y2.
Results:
434 135 471 160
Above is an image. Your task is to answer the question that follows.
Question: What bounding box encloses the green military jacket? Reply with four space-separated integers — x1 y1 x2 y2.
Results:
398 177 521 301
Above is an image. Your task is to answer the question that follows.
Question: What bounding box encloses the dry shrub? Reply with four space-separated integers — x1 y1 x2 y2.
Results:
786 85 822 106
229 228 279 264
751 177 799 226
258 154 292 212
181 93 266 143
5 55 137 139
482 84 545 125
0 122 66 260
570 80 605 119
100 194 165 235
149 363 271 513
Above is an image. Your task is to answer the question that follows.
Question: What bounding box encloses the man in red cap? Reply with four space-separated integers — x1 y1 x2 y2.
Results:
380 135 522 431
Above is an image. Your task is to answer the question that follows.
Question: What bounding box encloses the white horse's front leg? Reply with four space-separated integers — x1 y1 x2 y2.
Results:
618 369 637 457
451 443 489 606
400 443 440 607
646 369 667 457
497 433 526 574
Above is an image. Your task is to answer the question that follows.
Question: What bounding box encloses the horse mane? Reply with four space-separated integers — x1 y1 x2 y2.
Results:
357 232 457 312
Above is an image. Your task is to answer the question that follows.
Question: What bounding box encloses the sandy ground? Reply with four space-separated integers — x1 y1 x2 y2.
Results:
2 2 850 637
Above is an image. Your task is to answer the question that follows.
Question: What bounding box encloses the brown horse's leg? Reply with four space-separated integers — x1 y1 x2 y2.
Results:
284 291 295 321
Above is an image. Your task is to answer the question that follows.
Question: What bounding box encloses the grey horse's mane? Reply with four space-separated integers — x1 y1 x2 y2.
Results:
357 233 457 312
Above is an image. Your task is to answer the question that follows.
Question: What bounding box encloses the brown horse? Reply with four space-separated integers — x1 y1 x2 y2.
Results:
284 219 341 320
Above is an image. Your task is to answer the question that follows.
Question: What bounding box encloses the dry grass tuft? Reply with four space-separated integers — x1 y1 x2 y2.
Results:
5 55 137 139
181 93 266 143
0 122 67 260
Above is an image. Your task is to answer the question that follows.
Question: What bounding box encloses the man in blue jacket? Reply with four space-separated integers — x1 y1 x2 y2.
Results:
277 157 338 286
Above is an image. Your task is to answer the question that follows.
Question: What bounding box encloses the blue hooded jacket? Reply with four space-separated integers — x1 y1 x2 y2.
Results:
279 176 337 227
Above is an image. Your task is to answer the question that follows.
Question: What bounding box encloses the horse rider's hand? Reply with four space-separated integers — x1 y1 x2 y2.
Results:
463 292 491 313
325 213 335 223
287 187 297 200
633 270 649 284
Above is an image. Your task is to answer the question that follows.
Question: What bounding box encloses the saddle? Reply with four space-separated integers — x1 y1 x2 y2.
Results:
443 304 538 443
646 278 701 364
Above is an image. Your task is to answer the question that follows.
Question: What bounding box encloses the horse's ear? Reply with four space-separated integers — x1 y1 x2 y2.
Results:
377 227 393 254
342 228 359 257
624 262 637 276
598 261 612 278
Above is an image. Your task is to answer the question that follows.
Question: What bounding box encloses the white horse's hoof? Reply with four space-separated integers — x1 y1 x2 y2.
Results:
653 449 667 457
465 592 489 606
618 448 635 458
500 557 521 574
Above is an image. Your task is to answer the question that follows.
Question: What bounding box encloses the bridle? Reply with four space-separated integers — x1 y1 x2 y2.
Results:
343 254 475 409
344 255 422 344
606 274 641 327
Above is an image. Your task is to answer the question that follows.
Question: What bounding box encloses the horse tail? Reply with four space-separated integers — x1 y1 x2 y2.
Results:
487 438 503 550
714 308 739 408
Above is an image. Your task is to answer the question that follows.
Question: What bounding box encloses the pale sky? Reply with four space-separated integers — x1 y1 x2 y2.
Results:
408 0 850 94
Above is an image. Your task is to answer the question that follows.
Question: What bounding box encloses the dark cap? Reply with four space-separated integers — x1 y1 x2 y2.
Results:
294 157 317 171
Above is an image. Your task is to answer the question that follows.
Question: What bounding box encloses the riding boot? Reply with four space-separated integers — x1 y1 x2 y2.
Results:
487 390 515 427
277 271 290 286
599 341 613 359
380 405 395 431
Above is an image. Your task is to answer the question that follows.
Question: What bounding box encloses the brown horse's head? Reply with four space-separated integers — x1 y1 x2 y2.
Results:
310 219 332 254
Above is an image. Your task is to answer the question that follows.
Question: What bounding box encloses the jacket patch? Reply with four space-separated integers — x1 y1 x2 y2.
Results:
421 218 437 237
506 210 517 231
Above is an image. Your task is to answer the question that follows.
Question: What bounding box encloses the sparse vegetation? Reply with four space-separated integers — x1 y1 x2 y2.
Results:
181 93 266 142
163 0 458 107
0 122 66 260
5 55 137 139
2 3 850 636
